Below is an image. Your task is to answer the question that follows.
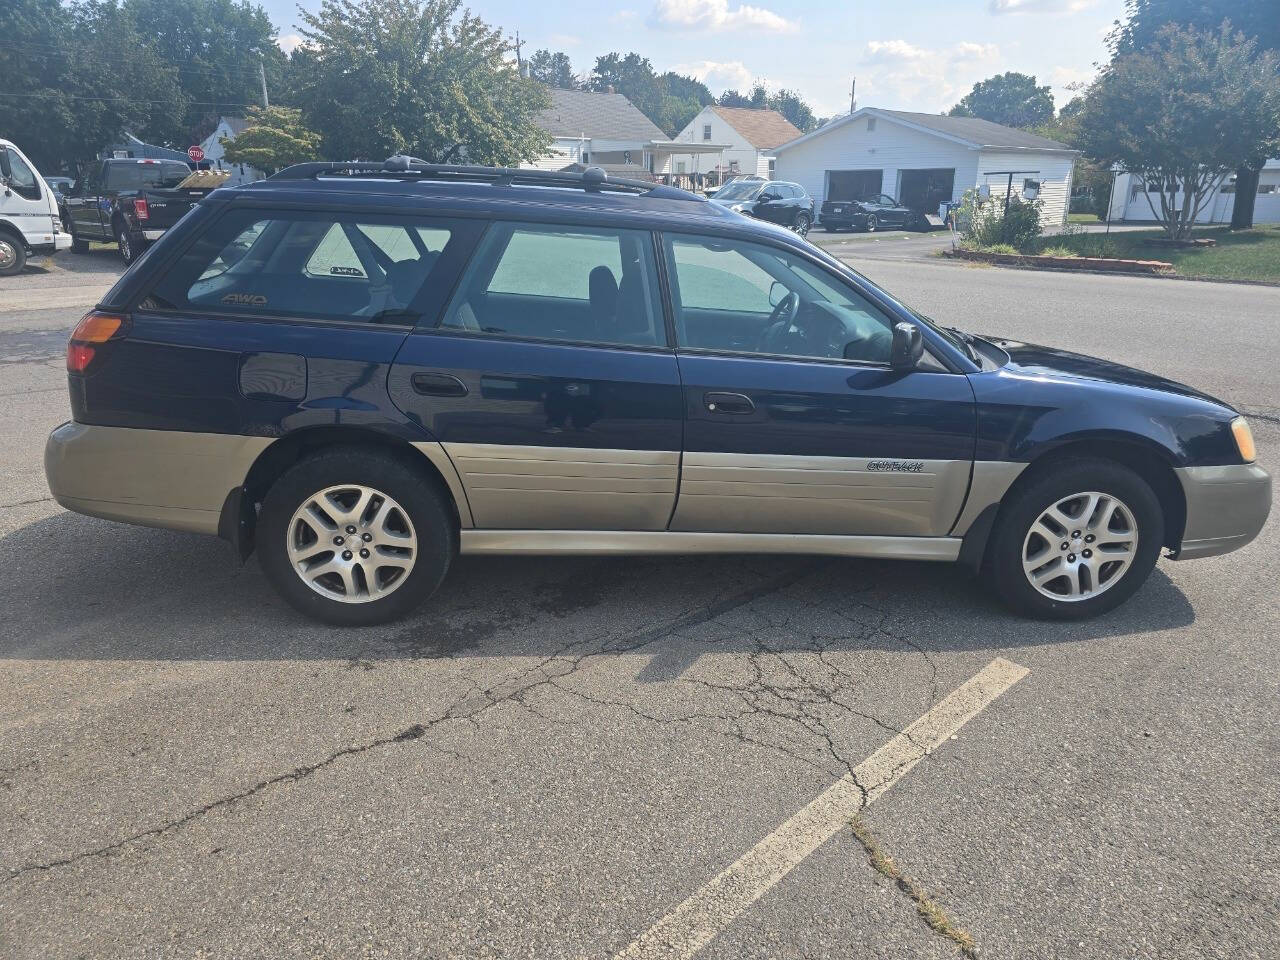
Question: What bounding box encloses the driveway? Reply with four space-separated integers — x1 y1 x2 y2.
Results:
2 254 1276 960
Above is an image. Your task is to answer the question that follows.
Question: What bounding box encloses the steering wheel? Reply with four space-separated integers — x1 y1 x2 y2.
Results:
757 290 801 353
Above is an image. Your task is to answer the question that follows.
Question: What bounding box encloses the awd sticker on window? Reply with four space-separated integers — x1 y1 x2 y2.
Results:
222 293 268 306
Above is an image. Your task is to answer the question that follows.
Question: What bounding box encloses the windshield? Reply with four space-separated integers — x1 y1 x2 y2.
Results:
715 180 763 201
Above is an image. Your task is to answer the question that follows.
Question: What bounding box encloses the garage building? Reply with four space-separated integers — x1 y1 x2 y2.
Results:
773 107 1078 228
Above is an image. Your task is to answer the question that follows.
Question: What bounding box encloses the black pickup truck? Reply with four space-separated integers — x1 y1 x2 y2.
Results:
60 158 217 264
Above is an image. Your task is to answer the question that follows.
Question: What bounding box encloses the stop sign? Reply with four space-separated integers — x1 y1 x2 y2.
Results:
187 145 205 164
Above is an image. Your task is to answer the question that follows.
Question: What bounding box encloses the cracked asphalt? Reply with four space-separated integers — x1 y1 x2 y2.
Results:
1 250 1277 959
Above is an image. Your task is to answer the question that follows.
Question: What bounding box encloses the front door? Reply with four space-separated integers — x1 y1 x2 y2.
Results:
661 232 975 537
389 221 683 531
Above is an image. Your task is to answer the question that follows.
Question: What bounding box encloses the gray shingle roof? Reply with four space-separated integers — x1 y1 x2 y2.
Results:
534 87 666 142
876 110 1073 150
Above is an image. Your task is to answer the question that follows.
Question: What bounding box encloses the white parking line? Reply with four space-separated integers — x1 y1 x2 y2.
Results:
615 657 1029 960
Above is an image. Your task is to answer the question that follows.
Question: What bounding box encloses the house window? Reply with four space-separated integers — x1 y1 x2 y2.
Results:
581 151 589 163
703 124 712 141
729 160 739 173
768 158 776 173
867 118 876 132
676 161 686 174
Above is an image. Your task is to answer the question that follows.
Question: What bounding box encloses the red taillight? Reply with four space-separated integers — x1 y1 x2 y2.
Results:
133 197 149 220
67 311 126 373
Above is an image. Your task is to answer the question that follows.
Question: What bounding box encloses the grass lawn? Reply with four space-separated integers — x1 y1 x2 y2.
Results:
1066 212 1100 223
1045 224 1280 282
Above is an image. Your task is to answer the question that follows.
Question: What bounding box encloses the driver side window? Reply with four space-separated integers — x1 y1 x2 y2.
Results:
663 234 896 364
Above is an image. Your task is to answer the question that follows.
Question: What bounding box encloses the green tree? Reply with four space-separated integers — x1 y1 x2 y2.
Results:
590 53 664 124
527 49 578 89
0 0 186 172
1078 24 1280 239
122 0 286 146
656 72 713 135
1111 0 1279 227
220 106 320 173
293 0 551 164
949 72 1055 129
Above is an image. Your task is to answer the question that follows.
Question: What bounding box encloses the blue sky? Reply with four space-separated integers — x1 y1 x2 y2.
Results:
264 0 1125 118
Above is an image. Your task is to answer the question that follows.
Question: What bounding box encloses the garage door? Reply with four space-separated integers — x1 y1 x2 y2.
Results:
826 170 883 203
899 169 955 214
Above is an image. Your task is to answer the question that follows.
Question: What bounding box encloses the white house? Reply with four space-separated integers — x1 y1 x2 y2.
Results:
773 107 1078 227
526 88 668 177
663 105 802 182
1105 158 1280 225
200 117 267 185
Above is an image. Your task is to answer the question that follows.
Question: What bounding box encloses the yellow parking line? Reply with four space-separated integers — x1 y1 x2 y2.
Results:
615 657 1029 960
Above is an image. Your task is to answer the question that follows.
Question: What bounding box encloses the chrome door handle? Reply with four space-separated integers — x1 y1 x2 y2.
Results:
704 391 754 414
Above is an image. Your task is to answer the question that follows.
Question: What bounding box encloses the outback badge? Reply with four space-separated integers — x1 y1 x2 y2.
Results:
866 460 925 472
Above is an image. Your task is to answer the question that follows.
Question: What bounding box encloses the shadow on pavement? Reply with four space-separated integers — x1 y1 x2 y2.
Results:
0 511 1196 667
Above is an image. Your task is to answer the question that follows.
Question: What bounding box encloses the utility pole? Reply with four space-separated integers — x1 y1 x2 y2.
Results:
514 30 524 76
849 77 856 114
258 52 269 108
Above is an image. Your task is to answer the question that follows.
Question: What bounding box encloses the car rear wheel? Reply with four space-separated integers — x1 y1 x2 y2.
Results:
989 459 1163 619
791 212 812 237
0 234 25 276
257 448 455 625
864 214 878 233
115 223 138 265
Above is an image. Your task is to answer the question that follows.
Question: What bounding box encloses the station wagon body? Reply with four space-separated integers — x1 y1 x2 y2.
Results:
45 160 1271 624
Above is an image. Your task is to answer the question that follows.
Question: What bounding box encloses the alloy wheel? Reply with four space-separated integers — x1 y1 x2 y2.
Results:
792 214 811 238
865 215 878 232
1021 491 1138 602
117 229 132 263
286 484 418 603
0 238 17 272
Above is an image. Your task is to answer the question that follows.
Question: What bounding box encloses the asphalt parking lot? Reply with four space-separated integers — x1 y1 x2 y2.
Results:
2 248 1277 959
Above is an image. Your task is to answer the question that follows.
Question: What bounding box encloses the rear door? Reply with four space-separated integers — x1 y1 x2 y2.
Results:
388 220 683 531
65 162 108 239
662 232 975 538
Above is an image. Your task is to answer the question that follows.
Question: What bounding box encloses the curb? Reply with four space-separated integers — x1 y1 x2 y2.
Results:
936 249 1280 288
943 248 1172 274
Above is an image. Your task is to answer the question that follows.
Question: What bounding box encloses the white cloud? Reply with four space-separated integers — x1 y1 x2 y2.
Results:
857 39 1003 113
548 33 581 48
672 59 755 92
988 0 1098 14
276 33 304 55
648 0 795 33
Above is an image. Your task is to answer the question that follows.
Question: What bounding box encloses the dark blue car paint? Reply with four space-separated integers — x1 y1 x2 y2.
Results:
74 173 1249 553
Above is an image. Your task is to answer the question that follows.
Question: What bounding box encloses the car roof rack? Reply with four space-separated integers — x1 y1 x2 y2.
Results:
269 155 702 202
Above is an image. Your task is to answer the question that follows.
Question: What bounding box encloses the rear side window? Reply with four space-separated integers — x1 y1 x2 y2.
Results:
138 209 463 324
139 163 192 189
439 222 665 348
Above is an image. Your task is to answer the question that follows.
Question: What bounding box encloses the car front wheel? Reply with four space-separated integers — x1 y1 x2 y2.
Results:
257 448 456 625
0 234 26 276
989 458 1163 619
791 212 812 237
864 214 878 233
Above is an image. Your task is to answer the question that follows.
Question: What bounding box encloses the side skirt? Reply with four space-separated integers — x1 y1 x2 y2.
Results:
459 530 961 561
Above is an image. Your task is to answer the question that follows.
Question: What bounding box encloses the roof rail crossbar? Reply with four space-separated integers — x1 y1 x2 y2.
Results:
269 156 700 201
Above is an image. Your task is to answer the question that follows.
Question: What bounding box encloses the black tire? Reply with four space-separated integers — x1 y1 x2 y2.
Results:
989 458 1163 620
864 214 878 233
0 233 26 276
115 222 144 264
69 223 90 254
257 447 456 626
792 212 812 237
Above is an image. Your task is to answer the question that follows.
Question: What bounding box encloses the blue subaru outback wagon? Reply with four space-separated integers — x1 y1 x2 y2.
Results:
45 159 1271 625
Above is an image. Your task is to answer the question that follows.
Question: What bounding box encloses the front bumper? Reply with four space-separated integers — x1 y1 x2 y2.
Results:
45 421 274 536
1173 463 1271 559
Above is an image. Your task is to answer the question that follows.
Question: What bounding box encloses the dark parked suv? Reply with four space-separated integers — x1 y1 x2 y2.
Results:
46 160 1270 625
711 178 815 236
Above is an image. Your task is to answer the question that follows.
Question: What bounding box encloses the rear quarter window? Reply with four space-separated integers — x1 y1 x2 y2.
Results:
137 208 466 325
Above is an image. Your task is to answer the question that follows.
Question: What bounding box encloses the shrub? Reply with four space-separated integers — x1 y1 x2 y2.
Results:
954 189 1045 252
1037 246 1080 258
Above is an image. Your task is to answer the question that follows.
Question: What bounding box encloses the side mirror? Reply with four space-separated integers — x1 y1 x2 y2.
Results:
890 322 924 369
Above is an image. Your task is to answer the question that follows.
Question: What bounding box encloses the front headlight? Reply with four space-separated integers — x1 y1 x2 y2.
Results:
1232 416 1257 462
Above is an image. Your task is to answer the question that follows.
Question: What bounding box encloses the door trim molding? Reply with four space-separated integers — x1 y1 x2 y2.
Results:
459 529 961 561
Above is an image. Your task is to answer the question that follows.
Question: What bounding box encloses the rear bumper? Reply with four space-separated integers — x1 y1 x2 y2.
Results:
820 213 864 229
45 421 274 536
141 229 165 241
1172 463 1271 559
